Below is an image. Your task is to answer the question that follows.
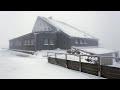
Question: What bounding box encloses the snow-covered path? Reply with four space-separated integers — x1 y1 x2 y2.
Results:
0 49 104 79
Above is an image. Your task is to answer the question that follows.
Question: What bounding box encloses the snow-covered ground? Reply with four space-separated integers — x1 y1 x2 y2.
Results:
0 48 104 79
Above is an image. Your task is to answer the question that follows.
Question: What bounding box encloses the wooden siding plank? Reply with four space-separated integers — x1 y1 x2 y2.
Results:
48 57 57 65
67 60 79 71
56 58 67 68
101 65 120 79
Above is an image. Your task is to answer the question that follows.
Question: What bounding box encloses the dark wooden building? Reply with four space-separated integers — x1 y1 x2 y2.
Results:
9 16 99 51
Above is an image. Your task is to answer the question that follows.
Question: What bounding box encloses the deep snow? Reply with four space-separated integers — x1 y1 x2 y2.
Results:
0 48 104 79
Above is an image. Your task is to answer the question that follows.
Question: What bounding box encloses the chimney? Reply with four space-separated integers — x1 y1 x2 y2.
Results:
48 16 53 19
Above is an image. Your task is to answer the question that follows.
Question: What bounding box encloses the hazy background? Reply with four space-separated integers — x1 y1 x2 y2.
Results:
0 11 120 52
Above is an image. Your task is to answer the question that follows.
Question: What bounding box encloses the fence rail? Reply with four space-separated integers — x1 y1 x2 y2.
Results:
47 52 120 79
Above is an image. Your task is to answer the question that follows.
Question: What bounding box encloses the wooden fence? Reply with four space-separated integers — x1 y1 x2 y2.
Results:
67 60 80 71
47 52 120 79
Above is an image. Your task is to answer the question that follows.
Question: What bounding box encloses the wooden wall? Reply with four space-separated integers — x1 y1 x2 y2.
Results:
36 31 57 50
9 33 35 51
56 32 71 50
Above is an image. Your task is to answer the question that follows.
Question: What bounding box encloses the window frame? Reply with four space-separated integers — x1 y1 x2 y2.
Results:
24 39 27 46
49 39 54 45
80 39 83 44
44 38 49 45
84 39 87 44
18 41 21 46
75 39 79 45
31 38 34 45
15 40 19 46
27 39 30 45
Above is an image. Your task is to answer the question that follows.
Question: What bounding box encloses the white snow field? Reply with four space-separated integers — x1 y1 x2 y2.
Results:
0 48 104 79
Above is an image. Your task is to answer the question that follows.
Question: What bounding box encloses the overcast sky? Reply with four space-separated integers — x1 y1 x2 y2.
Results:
0 11 120 52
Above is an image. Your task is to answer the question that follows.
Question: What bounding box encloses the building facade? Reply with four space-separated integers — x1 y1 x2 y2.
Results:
9 16 99 51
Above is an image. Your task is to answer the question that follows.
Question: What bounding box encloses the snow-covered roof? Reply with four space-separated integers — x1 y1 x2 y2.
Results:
39 16 98 40
72 46 116 54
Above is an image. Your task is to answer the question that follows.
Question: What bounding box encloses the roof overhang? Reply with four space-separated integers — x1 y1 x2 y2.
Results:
72 46 117 55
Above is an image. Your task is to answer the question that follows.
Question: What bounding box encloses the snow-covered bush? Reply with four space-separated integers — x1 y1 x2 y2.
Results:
76 50 80 54
85 57 98 64
67 48 80 55
67 49 72 54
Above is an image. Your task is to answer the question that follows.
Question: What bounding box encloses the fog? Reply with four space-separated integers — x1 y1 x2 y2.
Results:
0 11 120 52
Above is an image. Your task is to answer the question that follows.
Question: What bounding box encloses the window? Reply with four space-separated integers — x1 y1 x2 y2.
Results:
49 39 54 45
14 41 16 46
84 39 87 44
80 39 83 44
24 39 30 46
75 39 79 45
27 39 30 45
44 39 49 45
15 41 19 46
15 40 21 46
18 41 21 46
31 39 34 45
24 40 27 45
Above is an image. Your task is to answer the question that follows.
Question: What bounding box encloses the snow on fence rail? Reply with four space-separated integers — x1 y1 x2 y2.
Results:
47 52 120 79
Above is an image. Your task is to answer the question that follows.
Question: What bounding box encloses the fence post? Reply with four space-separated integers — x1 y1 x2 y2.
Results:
54 53 57 64
65 54 67 68
47 52 48 61
79 55 81 72
55 53 57 59
47 52 49 58
98 56 101 77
